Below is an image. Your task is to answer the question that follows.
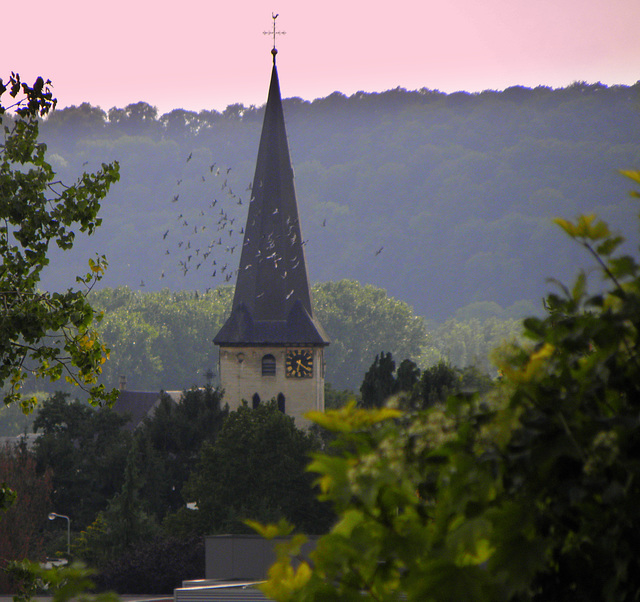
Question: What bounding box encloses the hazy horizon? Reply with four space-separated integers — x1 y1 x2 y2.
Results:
4 0 639 115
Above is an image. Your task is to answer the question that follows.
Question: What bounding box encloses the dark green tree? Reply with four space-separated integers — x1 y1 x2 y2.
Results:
0 74 119 410
32 392 131 529
359 352 397 408
411 360 460 409
395 358 421 396
134 386 227 521
176 401 332 535
360 352 421 408
75 437 158 568
95 536 204 595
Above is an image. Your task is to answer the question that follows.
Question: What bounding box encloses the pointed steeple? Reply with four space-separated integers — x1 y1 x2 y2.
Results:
214 59 328 346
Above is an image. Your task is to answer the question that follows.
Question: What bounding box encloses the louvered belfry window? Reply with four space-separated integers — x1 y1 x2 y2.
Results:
262 354 276 376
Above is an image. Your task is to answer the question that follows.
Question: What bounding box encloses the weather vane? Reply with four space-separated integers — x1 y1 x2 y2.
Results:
263 13 286 62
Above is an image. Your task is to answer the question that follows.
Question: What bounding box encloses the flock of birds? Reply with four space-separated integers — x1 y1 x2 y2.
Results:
153 151 385 292
156 154 253 294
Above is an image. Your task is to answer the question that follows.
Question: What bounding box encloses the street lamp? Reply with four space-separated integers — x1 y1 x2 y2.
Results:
48 512 70 557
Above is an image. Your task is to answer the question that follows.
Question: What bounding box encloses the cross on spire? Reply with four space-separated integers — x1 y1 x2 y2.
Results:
263 13 286 62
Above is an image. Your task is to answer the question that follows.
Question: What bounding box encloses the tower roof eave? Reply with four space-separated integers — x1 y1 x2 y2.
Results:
214 300 330 346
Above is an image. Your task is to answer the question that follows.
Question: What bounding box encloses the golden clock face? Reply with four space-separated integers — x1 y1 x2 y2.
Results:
285 349 313 378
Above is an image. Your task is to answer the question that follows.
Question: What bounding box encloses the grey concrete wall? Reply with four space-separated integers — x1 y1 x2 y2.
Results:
205 535 316 581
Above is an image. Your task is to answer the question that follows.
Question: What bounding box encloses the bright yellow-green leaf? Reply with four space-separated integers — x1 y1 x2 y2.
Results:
619 169 640 184
553 217 577 237
244 519 294 539
572 272 586 301
306 401 402 433
588 219 610 240
332 509 366 538
498 343 554 383
554 214 610 241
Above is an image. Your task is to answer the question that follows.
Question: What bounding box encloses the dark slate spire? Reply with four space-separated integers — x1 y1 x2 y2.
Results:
214 60 328 346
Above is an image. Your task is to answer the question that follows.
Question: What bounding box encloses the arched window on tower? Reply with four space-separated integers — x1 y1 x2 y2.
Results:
277 393 285 413
262 354 276 376
252 393 261 409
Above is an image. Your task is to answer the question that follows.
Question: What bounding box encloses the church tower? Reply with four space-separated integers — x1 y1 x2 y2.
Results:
214 44 329 425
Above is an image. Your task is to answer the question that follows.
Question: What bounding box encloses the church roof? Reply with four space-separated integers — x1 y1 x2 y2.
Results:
113 389 182 430
113 390 164 430
215 57 328 347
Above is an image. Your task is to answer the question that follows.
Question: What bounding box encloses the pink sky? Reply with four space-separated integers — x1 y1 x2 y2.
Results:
3 0 640 115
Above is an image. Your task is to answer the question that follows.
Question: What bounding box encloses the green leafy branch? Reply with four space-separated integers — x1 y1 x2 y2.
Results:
1 73 119 408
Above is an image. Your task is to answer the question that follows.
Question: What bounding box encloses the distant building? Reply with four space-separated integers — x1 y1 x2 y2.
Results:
214 48 329 425
112 375 182 430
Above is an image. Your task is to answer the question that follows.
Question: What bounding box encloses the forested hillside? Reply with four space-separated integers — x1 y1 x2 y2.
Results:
33 81 640 321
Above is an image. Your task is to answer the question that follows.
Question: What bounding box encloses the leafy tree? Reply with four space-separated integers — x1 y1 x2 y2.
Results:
0 441 52 593
175 401 332 536
75 438 158 568
395 358 421 394
133 386 227 521
6 560 118 602
256 174 640 601
360 353 462 410
359 352 398 408
324 383 357 410
410 360 461 410
0 74 119 409
420 316 524 375
95 536 204 595
90 287 232 391
359 352 423 409
70 284 425 397
32 392 131 529
0 394 41 436
312 281 428 391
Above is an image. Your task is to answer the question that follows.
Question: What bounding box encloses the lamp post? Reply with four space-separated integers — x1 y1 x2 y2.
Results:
48 512 70 557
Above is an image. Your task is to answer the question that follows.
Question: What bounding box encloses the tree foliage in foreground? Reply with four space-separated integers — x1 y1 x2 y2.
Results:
0 74 119 409
257 174 640 601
